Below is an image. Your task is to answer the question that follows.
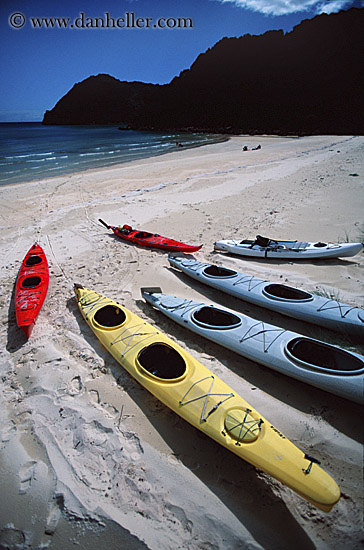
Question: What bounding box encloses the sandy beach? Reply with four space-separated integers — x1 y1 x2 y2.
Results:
0 134 363 549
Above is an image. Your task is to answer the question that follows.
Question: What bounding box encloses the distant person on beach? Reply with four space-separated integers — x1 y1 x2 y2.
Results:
243 144 261 152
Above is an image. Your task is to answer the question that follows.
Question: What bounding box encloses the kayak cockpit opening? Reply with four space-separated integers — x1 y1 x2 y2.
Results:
21 276 41 289
263 283 313 302
313 242 327 247
25 255 43 266
94 305 126 328
138 343 186 380
240 239 254 246
134 231 154 239
203 265 238 279
241 235 280 248
252 235 272 247
192 306 242 330
285 337 364 375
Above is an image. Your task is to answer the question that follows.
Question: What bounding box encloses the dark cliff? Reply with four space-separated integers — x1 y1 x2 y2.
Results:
43 8 364 135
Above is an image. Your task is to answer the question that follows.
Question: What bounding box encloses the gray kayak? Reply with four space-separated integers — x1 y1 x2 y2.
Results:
214 236 363 260
168 255 364 336
141 288 364 404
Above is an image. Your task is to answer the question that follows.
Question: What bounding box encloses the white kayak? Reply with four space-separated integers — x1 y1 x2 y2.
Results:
141 288 364 405
168 256 364 336
214 235 363 260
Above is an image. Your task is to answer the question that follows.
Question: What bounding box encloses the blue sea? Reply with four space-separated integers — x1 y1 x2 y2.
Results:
0 123 223 186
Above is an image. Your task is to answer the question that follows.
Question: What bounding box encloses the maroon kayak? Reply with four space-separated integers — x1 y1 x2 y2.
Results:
99 219 202 252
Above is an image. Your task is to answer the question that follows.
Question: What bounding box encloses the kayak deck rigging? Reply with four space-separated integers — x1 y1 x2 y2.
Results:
16 289 43 310
108 322 156 358
159 297 206 318
232 275 267 290
179 375 235 423
223 409 264 445
239 322 287 352
316 300 358 318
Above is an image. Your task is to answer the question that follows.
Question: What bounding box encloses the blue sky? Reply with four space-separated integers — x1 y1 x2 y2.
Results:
1 0 362 122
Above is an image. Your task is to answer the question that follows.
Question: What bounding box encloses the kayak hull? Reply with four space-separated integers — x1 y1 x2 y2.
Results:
15 244 49 338
142 289 364 405
74 285 340 512
100 220 202 252
168 256 364 335
20 322 35 339
214 239 363 260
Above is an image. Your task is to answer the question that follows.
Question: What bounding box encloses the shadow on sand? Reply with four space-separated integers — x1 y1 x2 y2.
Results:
210 249 363 268
69 296 326 550
6 278 28 352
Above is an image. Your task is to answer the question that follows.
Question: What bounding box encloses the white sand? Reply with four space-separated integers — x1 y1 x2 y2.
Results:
0 135 363 549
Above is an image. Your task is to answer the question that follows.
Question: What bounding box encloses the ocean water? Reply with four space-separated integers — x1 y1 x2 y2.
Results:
0 123 223 186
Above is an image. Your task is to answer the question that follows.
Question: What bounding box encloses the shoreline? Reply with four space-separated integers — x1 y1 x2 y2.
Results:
0 134 363 549
0 132 357 193
0 124 229 188
1 133 359 188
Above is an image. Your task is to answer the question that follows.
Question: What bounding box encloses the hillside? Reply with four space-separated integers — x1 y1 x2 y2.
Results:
43 8 364 135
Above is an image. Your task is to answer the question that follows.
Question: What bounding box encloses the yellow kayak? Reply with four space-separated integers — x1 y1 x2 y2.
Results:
74 284 340 512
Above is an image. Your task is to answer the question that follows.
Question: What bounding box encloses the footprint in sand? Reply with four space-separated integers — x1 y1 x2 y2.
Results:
44 495 64 536
0 525 26 548
19 460 38 494
0 419 16 450
67 375 82 396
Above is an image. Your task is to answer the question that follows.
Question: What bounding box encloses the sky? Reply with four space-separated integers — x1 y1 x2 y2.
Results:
1 0 363 122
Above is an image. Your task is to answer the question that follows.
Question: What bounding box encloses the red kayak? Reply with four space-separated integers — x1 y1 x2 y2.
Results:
15 244 49 338
99 219 202 253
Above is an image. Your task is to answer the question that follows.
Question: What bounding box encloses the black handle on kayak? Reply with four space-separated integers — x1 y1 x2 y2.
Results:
99 218 111 229
141 287 163 296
